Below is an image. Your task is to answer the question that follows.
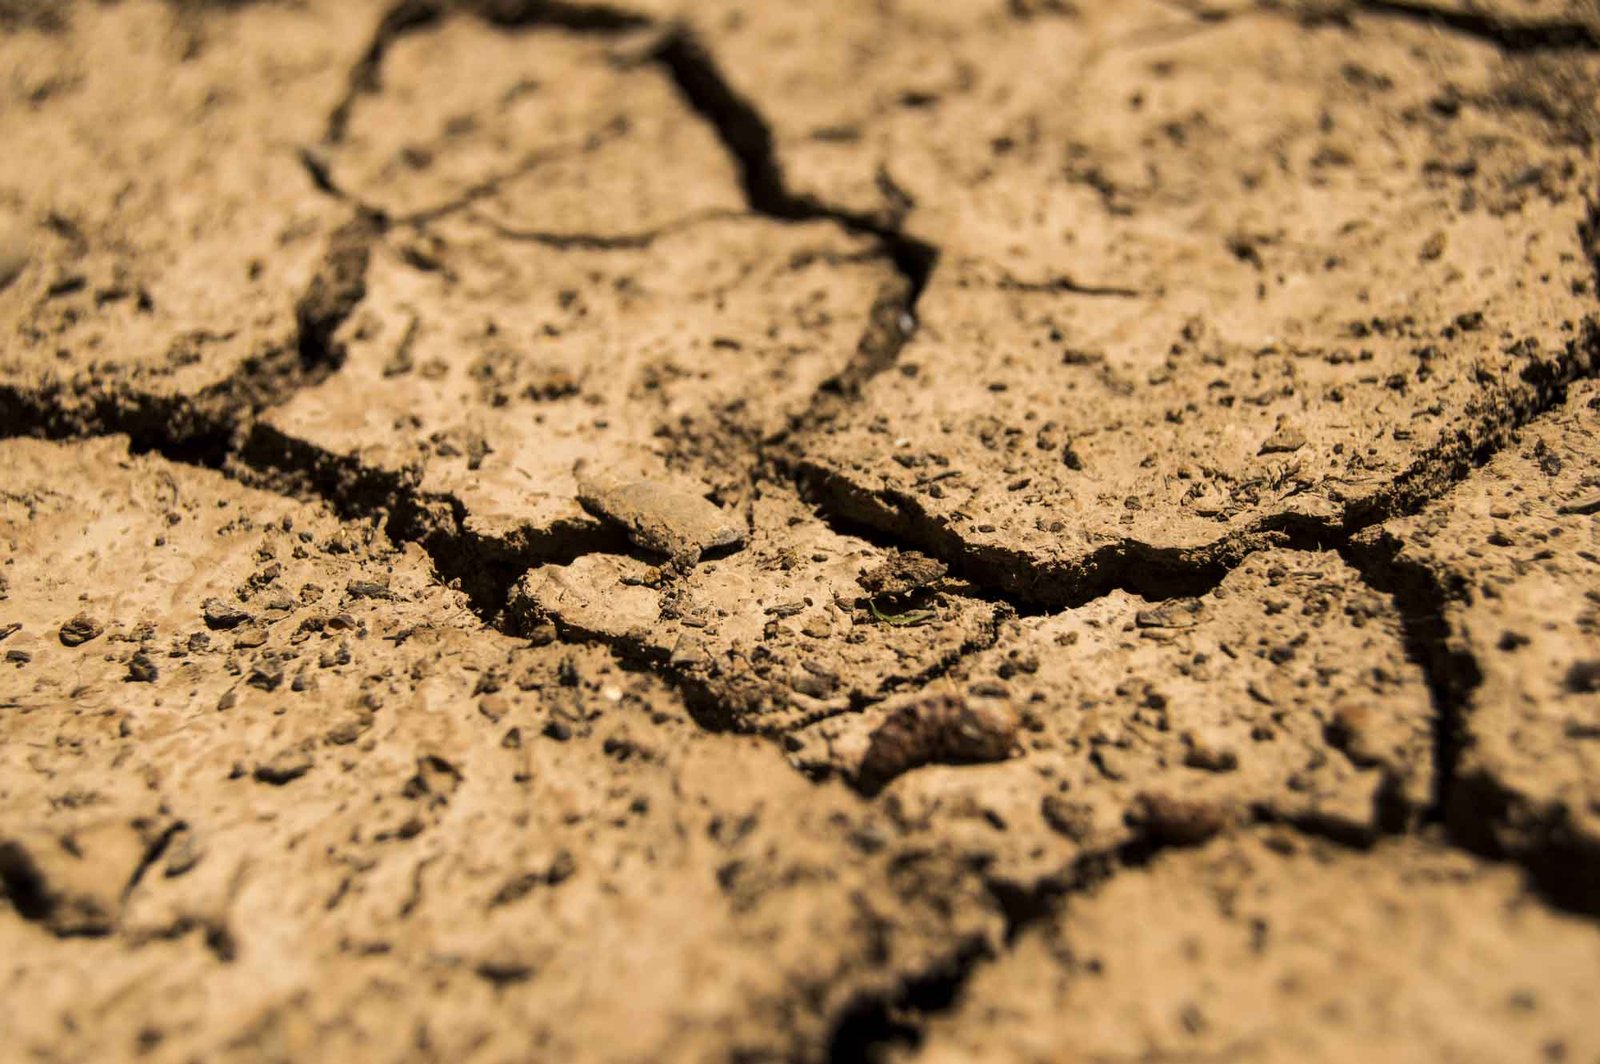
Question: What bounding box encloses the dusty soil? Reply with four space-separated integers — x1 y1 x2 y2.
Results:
1 1 1599 1061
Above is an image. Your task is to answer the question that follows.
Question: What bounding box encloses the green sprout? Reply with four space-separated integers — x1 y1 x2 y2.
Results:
867 599 937 627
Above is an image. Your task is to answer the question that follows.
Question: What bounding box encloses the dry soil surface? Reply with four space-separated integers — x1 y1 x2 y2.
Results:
2 1 1599 1062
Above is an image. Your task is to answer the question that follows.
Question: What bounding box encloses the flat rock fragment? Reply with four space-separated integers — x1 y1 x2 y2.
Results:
859 550 948 599
56 614 102 647
515 554 666 643
911 832 1600 1064
576 469 744 564
201 598 251 630
1356 379 1600 905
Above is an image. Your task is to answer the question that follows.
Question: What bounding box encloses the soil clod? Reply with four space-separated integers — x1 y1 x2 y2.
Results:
576 469 745 564
57 614 103 647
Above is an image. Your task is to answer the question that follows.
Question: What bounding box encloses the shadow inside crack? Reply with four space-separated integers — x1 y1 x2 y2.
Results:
1355 0 1600 52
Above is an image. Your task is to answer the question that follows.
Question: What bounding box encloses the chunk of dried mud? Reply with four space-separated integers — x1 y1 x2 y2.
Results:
56 613 103 647
858 549 948 599
575 468 745 565
856 690 1020 794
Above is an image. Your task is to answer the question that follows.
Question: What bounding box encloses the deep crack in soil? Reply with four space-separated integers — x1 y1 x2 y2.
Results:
4 0 1600 1060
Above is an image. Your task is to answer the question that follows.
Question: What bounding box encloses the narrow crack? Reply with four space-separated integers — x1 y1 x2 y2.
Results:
120 822 183 906
504 567 1006 742
322 0 661 158
849 762 1579 1059
789 274 921 431
822 815 1394 1062
400 128 638 227
1352 0 1600 52
237 420 624 622
0 841 57 927
994 270 1144 298
1180 1 1600 54
309 0 657 219
0 195 565 633
11 0 1599 876
1332 186 1600 912
295 212 381 371
4 12 1597 1056
1343 321 1600 528
9 0 1595 683
649 23 939 353
288 0 947 640
466 0 651 31
1341 527 1600 918
0 382 234 468
3 0 665 619
324 0 444 146
788 457 1343 610
310 104 638 227
1338 530 1477 826
785 312 1600 616
777 328 1600 921
825 939 986 1064
824 854 1110 1064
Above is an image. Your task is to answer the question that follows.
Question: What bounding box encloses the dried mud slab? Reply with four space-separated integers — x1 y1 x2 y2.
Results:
910 831 1600 1064
510 486 1003 733
256 213 903 568
322 11 742 234
687 0 1600 254
773 3 1600 604
0 437 1002 1062
792 550 1432 887
1354 378 1600 909
674 1 1179 230
0 436 478 728
0 0 385 434
4 1 1600 1059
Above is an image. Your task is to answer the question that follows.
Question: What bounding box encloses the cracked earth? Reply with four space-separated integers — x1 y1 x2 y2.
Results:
2 0 1599 1061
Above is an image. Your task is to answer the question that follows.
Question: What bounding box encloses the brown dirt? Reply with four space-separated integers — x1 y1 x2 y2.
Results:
1 1 1598 1061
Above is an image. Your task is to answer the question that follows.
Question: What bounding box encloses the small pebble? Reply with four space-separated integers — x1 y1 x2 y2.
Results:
203 598 252 630
254 747 313 785
126 651 159 683
59 614 104 647
1259 427 1307 455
